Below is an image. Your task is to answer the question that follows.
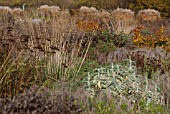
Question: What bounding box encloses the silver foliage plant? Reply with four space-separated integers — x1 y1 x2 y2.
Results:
84 58 163 104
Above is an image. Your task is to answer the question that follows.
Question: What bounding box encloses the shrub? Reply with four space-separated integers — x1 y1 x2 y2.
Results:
83 59 162 105
76 20 100 32
132 26 169 50
0 85 82 114
129 0 170 18
94 30 132 47
112 32 132 47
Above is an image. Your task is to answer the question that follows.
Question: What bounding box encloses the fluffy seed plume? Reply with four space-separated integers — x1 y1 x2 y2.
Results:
111 8 135 20
100 10 110 19
89 7 97 13
49 6 61 13
0 6 12 14
12 8 24 17
80 6 90 14
136 9 161 21
38 5 50 14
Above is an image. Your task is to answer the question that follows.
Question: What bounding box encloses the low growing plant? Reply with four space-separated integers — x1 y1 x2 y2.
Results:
83 58 163 106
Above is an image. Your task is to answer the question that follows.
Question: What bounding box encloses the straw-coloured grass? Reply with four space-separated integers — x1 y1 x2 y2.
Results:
110 8 137 34
136 9 161 22
0 6 12 14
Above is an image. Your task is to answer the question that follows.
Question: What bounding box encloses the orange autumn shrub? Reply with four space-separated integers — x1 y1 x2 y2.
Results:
76 20 103 32
133 26 169 50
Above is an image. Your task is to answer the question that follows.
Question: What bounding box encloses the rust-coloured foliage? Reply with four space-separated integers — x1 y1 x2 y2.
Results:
76 20 103 32
132 26 169 51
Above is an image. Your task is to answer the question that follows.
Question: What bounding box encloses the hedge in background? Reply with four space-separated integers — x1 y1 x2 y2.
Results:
129 0 170 18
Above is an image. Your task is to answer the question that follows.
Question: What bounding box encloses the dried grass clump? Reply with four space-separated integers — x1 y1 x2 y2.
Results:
136 9 161 22
12 8 24 17
0 6 12 14
100 9 110 19
80 6 91 14
99 10 111 31
89 7 97 13
110 8 137 34
80 6 98 14
38 5 61 17
49 6 60 12
38 5 50 14
111 7 135 20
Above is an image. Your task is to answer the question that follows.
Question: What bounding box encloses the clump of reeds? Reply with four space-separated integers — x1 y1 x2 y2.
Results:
136 9 161 22
12 8 24 18
110 8 137 34
111 7 135 20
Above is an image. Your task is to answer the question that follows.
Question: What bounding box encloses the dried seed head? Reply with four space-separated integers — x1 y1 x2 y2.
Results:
12 8 24 16
0 6 12 14
80 6 91 14
38 5 50 14
49 6 61 13
111 8 135 20
100 10 110 19
89 7 97 13
137 9 161 21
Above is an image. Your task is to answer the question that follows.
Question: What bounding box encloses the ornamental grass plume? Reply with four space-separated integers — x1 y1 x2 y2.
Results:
79 6 100 25
136 9 161 22
99 10 111 30
110 8 137 34
111 7 135 20
80 6 98 15
12 8 24 17
0 6 12 14
80 6 91 14
100 10 110 19
49 6 61 13
38 5 61 17
49 6 61 17
89 7 97 13
38 5 50 14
